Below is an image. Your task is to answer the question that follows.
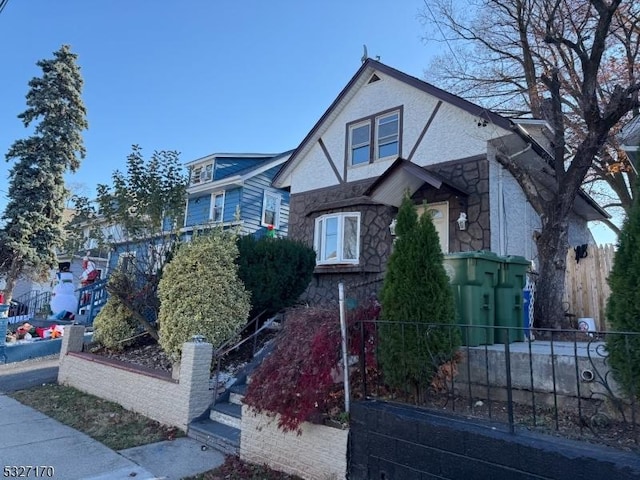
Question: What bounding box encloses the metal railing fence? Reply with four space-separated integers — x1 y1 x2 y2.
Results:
352 320 640 451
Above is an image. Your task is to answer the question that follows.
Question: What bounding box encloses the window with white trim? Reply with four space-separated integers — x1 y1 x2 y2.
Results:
348 109 400 166
210 192 225 223
261 192 281 228
191 163 213 185
314 212 360 264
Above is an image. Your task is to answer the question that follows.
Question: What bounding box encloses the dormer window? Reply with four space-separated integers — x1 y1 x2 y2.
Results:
191 163 213 185
347 107 401 166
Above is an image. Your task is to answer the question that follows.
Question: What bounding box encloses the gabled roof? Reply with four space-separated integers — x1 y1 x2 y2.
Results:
273 58 512 187
364 158 469 207
185 152 279 168
187 150 293 196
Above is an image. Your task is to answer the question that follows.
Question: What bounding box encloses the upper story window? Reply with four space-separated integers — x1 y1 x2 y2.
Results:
191 163 213 185
348 108 401 167
262 191 281 228
210 192 225 223
314 212 360 265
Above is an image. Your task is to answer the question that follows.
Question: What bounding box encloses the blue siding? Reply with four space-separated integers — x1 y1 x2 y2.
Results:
240 165 289 237
223 187 242 223
185 194 212 227
214 158 265 180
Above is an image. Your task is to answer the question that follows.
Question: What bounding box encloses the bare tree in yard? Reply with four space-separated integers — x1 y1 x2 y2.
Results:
70 145 187 339
1 45 88 302
423 0 639 328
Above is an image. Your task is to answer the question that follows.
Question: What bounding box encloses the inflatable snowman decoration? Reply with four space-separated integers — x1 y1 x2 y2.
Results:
50 262 77 320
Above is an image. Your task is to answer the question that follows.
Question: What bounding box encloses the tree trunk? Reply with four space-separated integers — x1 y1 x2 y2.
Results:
3 256 23 304
534 221 569 330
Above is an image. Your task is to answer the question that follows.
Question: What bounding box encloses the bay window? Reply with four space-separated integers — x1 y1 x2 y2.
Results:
314 212 360 264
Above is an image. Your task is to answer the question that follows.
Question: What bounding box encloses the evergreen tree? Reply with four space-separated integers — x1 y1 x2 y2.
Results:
606 179 640 398
1 45 87 300
378 194 459 397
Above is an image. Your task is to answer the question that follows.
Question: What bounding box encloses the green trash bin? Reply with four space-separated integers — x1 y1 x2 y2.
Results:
444 251 500 346
495 255 530 344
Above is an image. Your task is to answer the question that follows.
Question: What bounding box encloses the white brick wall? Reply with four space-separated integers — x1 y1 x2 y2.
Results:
58 326 213 430
240 405 348 480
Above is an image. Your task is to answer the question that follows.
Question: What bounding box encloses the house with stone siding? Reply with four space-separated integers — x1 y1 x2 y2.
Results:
272 58 608 305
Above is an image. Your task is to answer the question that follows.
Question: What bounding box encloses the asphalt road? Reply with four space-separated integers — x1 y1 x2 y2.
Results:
0 358 59 393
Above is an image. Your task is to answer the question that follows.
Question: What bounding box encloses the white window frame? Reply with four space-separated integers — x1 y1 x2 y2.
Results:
349 121 371 166
261 191 281 228
314 212 361 265
191 162 213 185
210 191 225 223
375 112 399 160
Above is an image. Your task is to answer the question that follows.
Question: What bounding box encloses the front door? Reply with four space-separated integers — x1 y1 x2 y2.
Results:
416 201 449 253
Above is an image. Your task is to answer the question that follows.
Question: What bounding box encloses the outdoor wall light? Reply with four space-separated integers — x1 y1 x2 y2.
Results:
456 212 468 231
389 218 397 236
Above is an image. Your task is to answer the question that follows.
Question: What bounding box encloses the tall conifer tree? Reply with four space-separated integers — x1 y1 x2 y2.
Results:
378 194 459 397
606 179 640 397
1 45 87 300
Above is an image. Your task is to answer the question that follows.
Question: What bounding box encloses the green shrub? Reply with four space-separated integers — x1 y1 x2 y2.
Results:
606 181 640 398
92 295 137 351
237 236 316 319
378 194 460 397
158 229 250 359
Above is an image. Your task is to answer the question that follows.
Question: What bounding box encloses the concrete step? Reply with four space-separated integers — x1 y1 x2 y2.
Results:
209 401 241 429
229 383 247 406
188 418 240 456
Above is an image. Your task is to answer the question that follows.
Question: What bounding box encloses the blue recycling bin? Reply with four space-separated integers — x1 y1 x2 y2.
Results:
0 304 9 363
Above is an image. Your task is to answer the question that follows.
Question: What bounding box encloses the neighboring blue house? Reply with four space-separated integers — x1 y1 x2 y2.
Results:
105 150 293 278
183 150 293 238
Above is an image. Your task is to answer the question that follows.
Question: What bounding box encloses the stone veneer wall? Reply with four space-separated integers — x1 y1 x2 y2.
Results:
414 155 491 252
57 325 213 430
240 405 348 480
288 156 491 305
289 178 395 305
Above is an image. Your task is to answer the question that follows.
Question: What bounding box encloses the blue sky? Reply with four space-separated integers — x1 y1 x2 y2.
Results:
0 0 616 244
0 0 434 196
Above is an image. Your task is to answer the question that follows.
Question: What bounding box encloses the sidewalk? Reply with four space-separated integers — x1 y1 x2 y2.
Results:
0 357 225 479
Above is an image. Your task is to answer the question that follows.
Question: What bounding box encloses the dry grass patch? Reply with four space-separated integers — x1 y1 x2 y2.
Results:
9 384 183 450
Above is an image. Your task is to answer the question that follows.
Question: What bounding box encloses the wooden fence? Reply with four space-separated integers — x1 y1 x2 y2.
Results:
563 244 615 331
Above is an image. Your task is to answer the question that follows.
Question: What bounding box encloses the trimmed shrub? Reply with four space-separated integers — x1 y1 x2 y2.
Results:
243 302 380 433
606 181 640 398
92 296 137 351
378 194 460 397
236 236 316 320
158 229 250 359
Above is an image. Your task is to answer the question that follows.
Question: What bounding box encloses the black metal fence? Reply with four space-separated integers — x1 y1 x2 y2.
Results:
352 320 640 451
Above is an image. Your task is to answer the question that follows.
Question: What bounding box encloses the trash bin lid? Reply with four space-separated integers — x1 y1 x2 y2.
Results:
444 250 501 261
502 255 531 265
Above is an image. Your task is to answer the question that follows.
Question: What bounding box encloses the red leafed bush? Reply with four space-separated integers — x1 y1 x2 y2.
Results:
243 302 380 433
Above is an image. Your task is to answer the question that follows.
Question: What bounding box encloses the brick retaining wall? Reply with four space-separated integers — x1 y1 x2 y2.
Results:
240 405 348 480
57 325 213 430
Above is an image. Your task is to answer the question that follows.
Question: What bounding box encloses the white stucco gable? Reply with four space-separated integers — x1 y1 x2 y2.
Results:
274 59 515 194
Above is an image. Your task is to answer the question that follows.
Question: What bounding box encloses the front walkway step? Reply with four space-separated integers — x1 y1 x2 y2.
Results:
188 418 240 455
210 401 241 429
229 383 247 405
